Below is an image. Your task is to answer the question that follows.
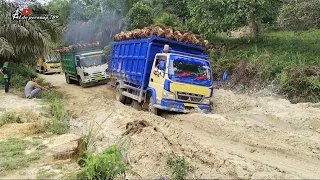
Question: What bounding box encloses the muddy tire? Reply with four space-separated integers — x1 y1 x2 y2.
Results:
125 97 132 104
148 96 160 115
78 76 87 88
115 84 126 104
210 100 214 112
131 100 142 111
65 73 73 84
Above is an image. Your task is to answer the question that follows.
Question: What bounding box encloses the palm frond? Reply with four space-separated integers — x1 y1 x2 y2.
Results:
0 37 15 57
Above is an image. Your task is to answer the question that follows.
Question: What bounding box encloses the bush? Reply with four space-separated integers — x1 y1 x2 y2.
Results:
126 2 154 30
0 63 36 89
76 145 126 180
211 29 320 103
49 118 69 135
0 112 22 126
280 67 320 103
166 154 195 180
278 0 320 31
154 13 184 29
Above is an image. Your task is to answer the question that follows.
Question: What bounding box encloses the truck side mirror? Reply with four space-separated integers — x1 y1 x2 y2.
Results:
76 56 81 67
222 71 228 81
76 60 80 67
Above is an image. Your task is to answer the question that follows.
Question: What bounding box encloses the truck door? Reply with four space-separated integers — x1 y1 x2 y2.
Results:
75 55 84 81
149 55 167 103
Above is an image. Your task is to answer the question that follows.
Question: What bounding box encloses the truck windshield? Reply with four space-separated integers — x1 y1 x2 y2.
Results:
80 54 106 67
168 55 213 87
45 56 60 63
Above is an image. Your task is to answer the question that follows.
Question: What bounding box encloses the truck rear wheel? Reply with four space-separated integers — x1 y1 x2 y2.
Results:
65 73 73 84
116 84 126 104
148 96 160 115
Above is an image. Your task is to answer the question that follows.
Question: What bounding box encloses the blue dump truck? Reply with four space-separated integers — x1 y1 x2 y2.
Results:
109 36 219 115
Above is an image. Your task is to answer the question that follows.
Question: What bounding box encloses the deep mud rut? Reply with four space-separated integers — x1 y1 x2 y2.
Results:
43 74 320 179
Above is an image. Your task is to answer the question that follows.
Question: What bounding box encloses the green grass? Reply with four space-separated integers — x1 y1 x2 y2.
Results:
166 153 195 180
40 90 69 135
0 139 41 176
36 144 48 151
36 168 56 179
76 145 126 180
211 29 320 103
0 112 23 127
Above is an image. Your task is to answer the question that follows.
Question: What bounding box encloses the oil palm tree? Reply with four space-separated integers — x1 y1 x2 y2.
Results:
0 1 61 64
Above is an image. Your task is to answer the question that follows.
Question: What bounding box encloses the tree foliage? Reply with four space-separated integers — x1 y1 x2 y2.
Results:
47 0 72 25
126 2 154 30
154 12 184 29
187 0 281 38
278 0 320 30
47 0 131 46
0 1 61 63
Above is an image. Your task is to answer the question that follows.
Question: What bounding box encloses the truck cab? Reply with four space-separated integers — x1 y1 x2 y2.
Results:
36 53 62 74
62 49 109 87
147 49 213 114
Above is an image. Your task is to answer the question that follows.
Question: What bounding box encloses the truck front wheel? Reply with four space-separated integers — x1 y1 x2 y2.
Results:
148 96 160 115
78 76 88 88
115 84 126 104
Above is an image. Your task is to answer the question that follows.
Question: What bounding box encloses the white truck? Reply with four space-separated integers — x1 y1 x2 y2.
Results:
60 48 109 87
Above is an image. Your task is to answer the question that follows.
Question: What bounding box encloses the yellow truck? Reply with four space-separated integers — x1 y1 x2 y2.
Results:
36 52 63 74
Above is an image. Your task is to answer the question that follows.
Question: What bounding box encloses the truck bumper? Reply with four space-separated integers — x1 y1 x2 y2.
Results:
84 78 109 85
46 68 62 73
153 99 211 113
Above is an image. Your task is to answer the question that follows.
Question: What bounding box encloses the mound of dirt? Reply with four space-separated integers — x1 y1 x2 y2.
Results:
0 123 38 139
47 134 83 160
123 120 151 136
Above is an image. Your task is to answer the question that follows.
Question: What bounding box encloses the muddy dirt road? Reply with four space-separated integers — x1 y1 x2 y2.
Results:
43 74 320 179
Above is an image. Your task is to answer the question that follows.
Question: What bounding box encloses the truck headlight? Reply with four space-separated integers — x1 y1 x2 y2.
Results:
202 98 211 105
84 72 89 76
162 91 175 100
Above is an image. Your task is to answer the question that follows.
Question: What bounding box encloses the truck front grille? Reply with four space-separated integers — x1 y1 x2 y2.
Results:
90 72 106 81
176 92 203 103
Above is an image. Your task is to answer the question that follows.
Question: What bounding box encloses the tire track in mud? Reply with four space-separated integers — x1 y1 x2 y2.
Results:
164 113 320 179
42 74 320 179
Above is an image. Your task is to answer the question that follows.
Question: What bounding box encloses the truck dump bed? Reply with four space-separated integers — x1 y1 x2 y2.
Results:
109 36 207 88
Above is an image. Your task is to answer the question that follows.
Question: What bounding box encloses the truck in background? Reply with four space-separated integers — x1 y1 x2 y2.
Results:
60 47 109 88
109 36 225 115
36 51 63 74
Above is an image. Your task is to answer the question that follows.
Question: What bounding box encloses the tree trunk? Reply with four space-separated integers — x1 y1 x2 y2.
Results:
250 6 259 39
